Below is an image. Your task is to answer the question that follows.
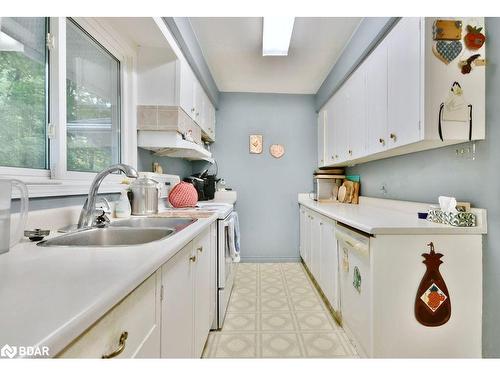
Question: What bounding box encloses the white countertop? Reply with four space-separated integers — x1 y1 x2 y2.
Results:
299 194 487 235
0 213 218 357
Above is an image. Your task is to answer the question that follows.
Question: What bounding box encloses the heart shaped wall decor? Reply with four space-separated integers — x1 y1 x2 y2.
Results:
434 40 463 64
270 144 285 158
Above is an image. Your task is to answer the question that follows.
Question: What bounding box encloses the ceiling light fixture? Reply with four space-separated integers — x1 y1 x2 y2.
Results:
262 17 295 56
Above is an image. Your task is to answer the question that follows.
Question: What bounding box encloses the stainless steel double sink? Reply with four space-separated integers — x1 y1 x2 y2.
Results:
38 217 196 247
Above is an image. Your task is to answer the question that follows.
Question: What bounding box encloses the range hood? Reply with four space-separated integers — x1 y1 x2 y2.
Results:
138 130 213 162
137 105 213 162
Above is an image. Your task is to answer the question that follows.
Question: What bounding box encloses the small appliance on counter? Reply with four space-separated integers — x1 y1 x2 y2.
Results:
186 160 219 201
136 172 180 212
313 168 345 201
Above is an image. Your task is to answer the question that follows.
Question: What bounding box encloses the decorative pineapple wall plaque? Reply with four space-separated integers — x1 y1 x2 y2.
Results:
414 242 452 327
270 144 285 158
249 135 263 154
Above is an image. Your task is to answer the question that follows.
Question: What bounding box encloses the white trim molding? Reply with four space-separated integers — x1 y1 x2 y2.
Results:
0 17 139 198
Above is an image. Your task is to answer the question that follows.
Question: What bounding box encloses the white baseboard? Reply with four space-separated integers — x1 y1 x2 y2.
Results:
240 256 301 263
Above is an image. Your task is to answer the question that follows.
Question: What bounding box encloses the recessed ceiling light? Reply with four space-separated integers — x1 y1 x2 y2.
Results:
262 17 295 56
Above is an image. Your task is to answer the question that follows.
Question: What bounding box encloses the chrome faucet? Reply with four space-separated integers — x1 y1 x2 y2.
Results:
77 164 138 229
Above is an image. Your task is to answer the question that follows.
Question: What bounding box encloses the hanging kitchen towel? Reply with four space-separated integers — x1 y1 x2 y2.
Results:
228 212 241 263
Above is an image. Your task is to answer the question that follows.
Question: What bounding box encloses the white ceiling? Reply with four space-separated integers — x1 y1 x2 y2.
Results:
189 17 361 94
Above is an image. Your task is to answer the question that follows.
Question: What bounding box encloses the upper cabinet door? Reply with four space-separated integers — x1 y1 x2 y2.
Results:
194 80 204 125
365 38 388 155
347 65 367 160
335 85 350 163
179 62 196 120
324 98 335 165
387 17 422 148
317 109 326 167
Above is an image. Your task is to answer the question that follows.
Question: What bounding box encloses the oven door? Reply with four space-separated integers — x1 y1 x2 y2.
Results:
218 215 235 289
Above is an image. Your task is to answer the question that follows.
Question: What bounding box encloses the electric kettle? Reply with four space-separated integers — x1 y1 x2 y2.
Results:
0 179 29 254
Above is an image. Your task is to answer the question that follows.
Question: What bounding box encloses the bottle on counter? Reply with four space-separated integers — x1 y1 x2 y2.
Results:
115 190 132 218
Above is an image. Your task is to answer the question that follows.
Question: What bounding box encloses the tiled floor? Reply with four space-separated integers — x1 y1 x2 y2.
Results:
203 263 358 358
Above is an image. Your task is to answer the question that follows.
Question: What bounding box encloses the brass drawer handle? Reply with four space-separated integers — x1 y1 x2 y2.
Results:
189 255 197 262
379 138 385 145
390 133 397 141
197 246 203 253
102 331 128 359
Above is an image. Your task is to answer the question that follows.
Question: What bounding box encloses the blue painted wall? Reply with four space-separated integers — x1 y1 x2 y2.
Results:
344 18 499 358
212 92 316 262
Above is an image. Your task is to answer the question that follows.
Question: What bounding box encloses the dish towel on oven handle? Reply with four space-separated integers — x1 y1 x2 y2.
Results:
228 211 240 263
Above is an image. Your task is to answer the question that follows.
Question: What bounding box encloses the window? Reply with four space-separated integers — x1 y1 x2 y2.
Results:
66 19 121 173
0 17 134 196
0 17 48 169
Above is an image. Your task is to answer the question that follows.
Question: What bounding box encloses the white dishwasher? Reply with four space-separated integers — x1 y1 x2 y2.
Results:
336 223 372 357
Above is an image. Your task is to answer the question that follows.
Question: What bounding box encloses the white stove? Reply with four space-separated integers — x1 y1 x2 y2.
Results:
196 201 237 329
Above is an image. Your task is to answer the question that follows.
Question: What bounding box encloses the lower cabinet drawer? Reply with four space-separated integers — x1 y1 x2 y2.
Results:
57 272 161 358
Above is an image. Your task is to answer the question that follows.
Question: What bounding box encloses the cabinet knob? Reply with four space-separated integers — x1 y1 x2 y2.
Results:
335 155 339 159
197 246 203 253
102 331 128 359
390 133 397 142
348 150 353 155
189 255 197 262
379 138 385 145
191 108 195 112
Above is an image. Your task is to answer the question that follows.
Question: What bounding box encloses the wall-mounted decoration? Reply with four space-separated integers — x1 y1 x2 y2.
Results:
459 54 481 74
433 20 462 40
414 242 452 327
464 25 486 50
432 40 463 65
438 82 472 141
269 144 285 158
249 134 263 154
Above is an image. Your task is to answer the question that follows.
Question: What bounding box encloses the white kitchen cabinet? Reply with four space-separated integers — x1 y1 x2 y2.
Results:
201 90 216 142
193 227 212 358
320 17 485 167
161 241 195 358
324 96 337 164
318 108 326 167
319 218 339 313
334 86 350 162
57 272 161 358
310 212 321 278
303 210 312 268
193 79 204 124
161 227 214 358
179 60 197 121
299 207 340 314
365 39 388 155
347 65 367 160
387 17 422 149
299 207 307 260
209 222 217 329
136 42 216 143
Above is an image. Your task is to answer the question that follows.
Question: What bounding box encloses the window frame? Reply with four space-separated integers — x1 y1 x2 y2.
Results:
0 17 138 197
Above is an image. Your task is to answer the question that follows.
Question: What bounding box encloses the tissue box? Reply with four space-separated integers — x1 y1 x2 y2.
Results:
427 209 476 227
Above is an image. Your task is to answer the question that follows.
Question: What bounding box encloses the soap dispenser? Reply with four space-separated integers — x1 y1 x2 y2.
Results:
115 190 132 218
